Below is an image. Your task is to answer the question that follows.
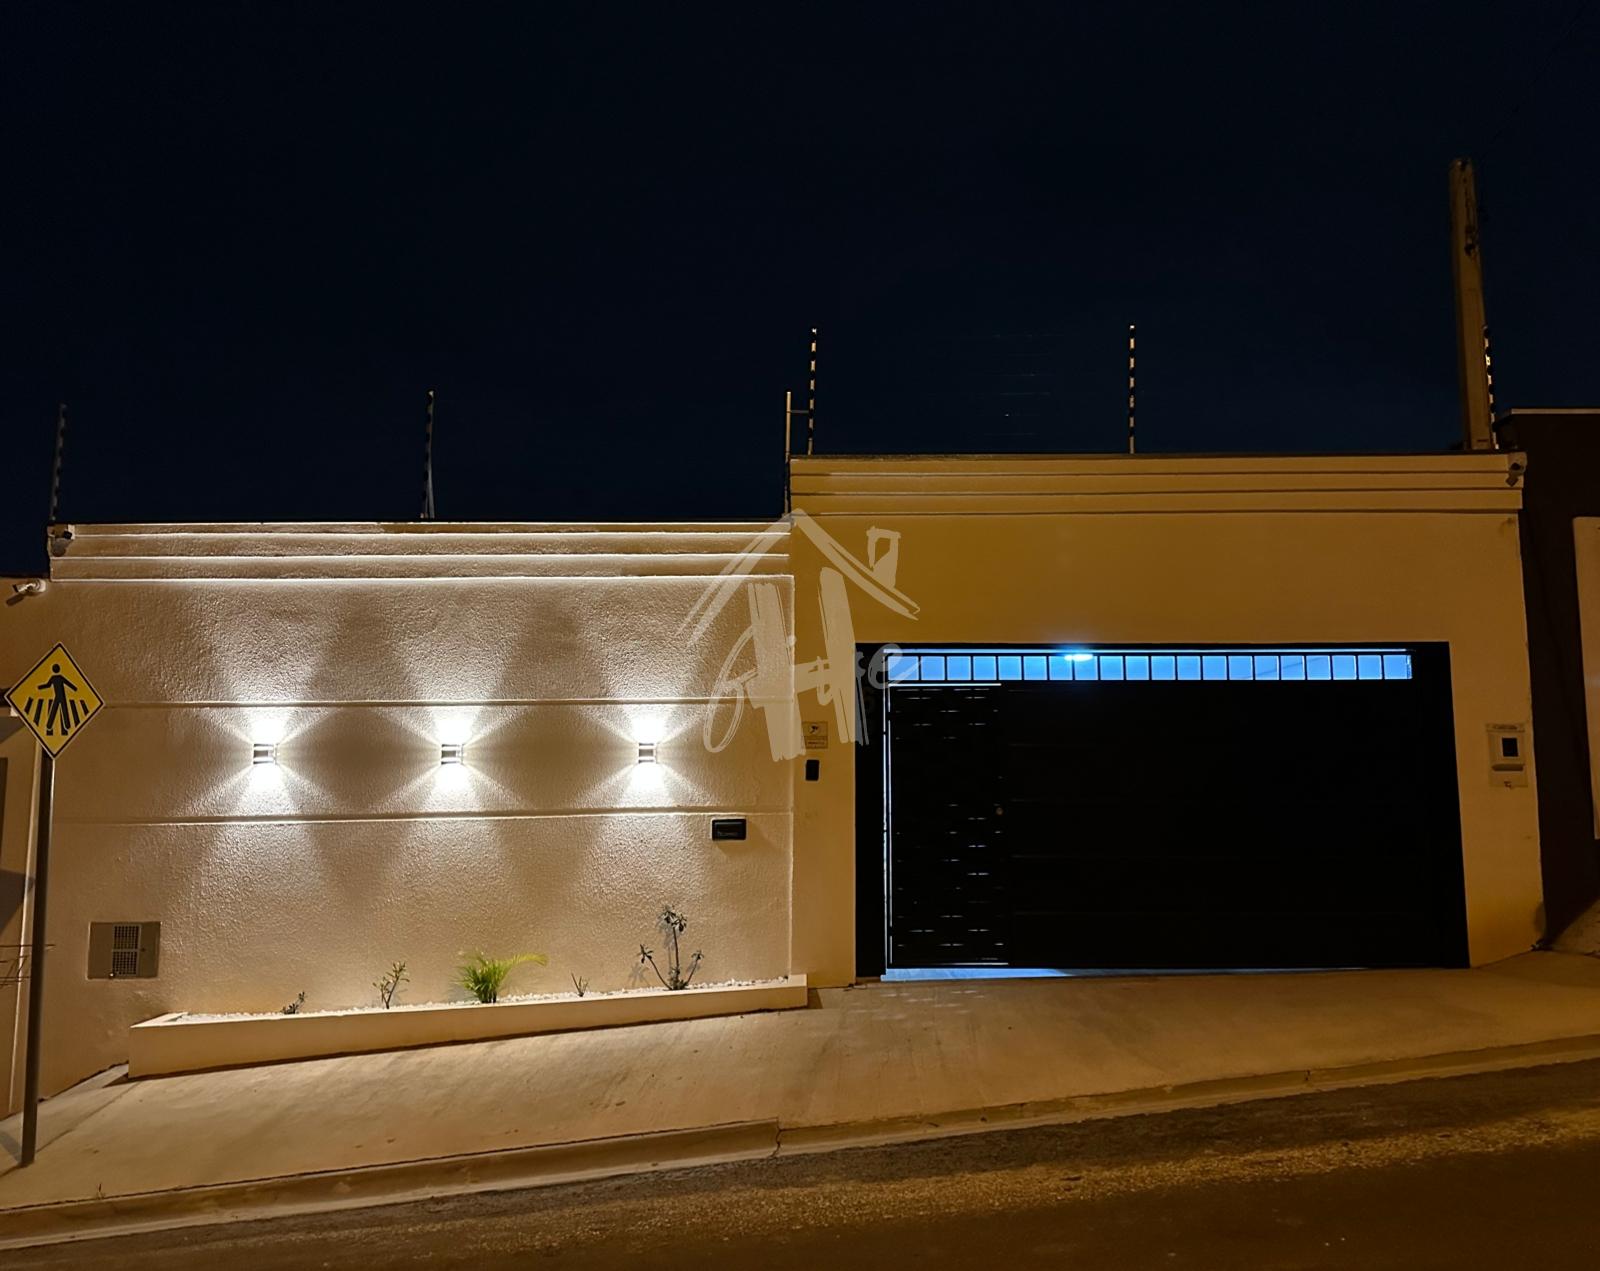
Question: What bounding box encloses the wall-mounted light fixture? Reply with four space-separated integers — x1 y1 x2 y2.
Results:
637 740 658 764
440 742 465 765
252 743 277 766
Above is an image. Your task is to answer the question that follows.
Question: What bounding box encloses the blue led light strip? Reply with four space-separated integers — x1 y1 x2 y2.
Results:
886 647 1412 685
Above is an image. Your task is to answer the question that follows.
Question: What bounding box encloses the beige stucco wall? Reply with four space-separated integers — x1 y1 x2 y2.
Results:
0 526 796 1107
787 455 1544 984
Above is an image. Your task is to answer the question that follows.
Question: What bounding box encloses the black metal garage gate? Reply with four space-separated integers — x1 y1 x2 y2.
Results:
854 645 1468 975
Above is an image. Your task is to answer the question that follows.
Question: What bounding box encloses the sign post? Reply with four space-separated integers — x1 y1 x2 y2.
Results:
18 752 53 1167
6 642 103 1168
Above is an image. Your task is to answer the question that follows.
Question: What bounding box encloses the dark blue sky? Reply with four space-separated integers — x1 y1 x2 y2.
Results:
3 2 1596 574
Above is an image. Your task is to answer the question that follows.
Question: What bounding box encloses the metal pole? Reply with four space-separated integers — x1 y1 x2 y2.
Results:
19 750 54 1167
806 328 817 456
1126 324 1137 455
48 404 67 524
421 390 437 520
783 390 793 514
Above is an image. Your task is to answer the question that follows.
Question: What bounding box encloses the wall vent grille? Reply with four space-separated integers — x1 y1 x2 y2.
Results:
110 925 142 976
88 921 161 979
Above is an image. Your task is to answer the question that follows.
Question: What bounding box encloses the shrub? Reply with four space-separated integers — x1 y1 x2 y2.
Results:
282 991 306 1015
374 961 409 1009
456 952 546 1004
639 907 703 991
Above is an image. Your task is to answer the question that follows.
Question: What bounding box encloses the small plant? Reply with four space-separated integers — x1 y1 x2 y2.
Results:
374 961 409 1009
639 906 703 991
570 973 589 998
282 991 306 1015
456 951 546 1004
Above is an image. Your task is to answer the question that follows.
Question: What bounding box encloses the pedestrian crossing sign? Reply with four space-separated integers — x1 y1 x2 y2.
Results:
6 643 104 758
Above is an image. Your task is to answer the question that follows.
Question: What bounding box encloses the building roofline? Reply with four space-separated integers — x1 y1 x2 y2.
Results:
792 450 1516 463
1496 408 1600 418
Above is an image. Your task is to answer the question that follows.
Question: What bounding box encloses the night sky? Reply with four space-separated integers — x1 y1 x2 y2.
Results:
3 2 1596 575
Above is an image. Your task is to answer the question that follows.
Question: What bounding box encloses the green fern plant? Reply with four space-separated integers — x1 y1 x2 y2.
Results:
456 951 546 1003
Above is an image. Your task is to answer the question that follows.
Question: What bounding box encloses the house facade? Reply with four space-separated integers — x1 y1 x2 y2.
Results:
0 448 1556 1110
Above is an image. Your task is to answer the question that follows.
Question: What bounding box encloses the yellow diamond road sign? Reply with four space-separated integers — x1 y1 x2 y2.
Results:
7 643 104 758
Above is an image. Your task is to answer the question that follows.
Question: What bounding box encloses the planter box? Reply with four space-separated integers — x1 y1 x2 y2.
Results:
128 977 808 1077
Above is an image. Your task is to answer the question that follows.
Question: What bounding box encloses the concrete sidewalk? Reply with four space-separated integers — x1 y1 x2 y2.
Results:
7 952 1600 1245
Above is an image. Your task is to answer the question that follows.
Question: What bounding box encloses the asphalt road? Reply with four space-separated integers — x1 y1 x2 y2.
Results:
17 1059 1600 1269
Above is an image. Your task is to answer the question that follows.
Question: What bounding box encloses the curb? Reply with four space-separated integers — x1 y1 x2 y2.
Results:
7 1031 1600 1250
0 1120 779 1251
779 1030 1600 1155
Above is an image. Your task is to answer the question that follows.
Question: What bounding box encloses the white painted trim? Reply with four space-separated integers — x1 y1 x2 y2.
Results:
787 455 1523 516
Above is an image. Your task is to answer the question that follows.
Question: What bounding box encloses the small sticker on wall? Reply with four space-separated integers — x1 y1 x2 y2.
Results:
804 721 829 750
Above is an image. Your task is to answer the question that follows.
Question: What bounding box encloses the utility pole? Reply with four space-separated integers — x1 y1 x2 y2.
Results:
1449 159 1495 451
